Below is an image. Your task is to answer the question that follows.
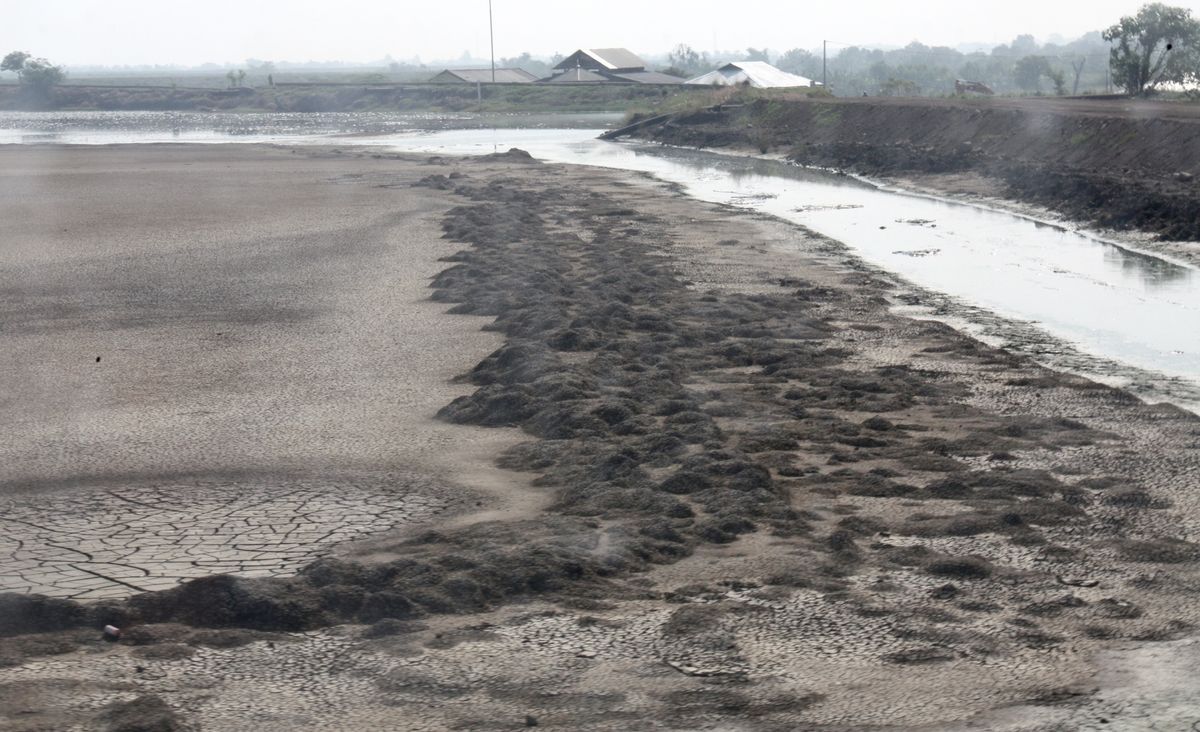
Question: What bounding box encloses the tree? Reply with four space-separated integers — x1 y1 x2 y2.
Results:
776 48 820 78
880 78 920 96
868 61 893 83
667 44 709 76
1013 55 1064 94
2 52 65 91
500 52 551 78
743 47 770 63
1 51 30 75
1011 34 1039 57
19 58 65 90
1103 3 1200 95
1047 67 1067 95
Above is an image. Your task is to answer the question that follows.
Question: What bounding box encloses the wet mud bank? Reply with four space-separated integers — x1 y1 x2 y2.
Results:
3 148 1200 730
618 97 1200 243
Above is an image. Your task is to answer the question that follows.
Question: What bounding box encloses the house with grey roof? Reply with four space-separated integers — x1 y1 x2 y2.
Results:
429 68 538 84
539 48 684 85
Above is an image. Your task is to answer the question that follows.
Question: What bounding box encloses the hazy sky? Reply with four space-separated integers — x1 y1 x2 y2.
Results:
7 0 1200 67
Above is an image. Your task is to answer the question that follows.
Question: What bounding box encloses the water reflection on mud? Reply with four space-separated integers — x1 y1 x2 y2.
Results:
372 126 1200 407
0 111 622 145
1103 244 1192 286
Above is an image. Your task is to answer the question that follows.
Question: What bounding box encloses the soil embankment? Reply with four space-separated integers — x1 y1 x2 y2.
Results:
616 96 1200 242
1 146 1199 730
0 82 691 114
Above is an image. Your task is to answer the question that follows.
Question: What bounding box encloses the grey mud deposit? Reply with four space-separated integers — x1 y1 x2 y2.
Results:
1 147 1199 731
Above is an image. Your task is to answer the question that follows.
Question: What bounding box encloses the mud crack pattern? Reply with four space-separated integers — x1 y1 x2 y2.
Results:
0 481 447 601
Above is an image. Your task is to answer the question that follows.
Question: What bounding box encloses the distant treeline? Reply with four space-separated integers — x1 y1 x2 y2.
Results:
663 33 1117 96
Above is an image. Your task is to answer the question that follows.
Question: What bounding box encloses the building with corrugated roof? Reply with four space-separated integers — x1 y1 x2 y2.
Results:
686 61 817 88
429 68 538 84
555 48 648 73
538 48 684 85
539 67 611 84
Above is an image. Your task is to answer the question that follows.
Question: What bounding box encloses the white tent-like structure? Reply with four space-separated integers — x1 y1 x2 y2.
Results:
686 61 817 89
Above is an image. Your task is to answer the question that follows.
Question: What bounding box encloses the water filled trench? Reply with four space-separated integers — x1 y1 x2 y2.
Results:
379 127 1200 413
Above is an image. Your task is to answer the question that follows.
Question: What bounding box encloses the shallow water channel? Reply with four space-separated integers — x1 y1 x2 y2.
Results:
3 113 1198 411
380 127 1200 413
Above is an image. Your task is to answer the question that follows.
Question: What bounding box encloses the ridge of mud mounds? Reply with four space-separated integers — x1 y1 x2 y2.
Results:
413 164 1200 642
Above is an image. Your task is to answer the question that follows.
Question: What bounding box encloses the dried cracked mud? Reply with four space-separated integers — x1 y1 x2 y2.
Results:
1 144 1199 731
0 479 446 600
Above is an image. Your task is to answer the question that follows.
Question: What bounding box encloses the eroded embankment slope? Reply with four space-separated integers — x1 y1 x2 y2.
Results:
620 97 1200 240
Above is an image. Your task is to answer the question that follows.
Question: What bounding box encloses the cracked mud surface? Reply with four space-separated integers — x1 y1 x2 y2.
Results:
0 144 529 601
1 146 1199 731
0 479 446 600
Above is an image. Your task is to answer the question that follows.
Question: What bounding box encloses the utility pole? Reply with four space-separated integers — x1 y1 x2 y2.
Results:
489 0 496 83
823 40 827 88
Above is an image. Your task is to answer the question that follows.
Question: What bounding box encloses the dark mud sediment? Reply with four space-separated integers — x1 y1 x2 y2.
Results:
3 149 1200 729
618 97 1200 241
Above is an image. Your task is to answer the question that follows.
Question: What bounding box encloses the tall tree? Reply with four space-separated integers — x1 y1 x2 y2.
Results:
500 52 550 78
18 58 65 90
1013 55 1065 94
1103 3 1200 94
776 48 820 78
667 45 709 76
1 51 30 75
2 52 64 91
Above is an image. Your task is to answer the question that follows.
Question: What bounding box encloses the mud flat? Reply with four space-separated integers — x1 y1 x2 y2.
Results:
0 145 530 598
1 145 1199 731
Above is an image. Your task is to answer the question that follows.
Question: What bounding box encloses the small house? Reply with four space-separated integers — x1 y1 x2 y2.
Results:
539 48 684 84
686 61 817 89
429 68 538 84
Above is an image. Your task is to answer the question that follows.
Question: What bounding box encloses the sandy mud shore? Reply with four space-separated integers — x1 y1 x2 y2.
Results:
0 144 531 598
1 144 1198 731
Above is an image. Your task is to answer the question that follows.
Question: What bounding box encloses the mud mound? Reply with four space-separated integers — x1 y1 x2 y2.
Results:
98 694 185 732
129 575 323 631
475 148 539 163
0 593 97 637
